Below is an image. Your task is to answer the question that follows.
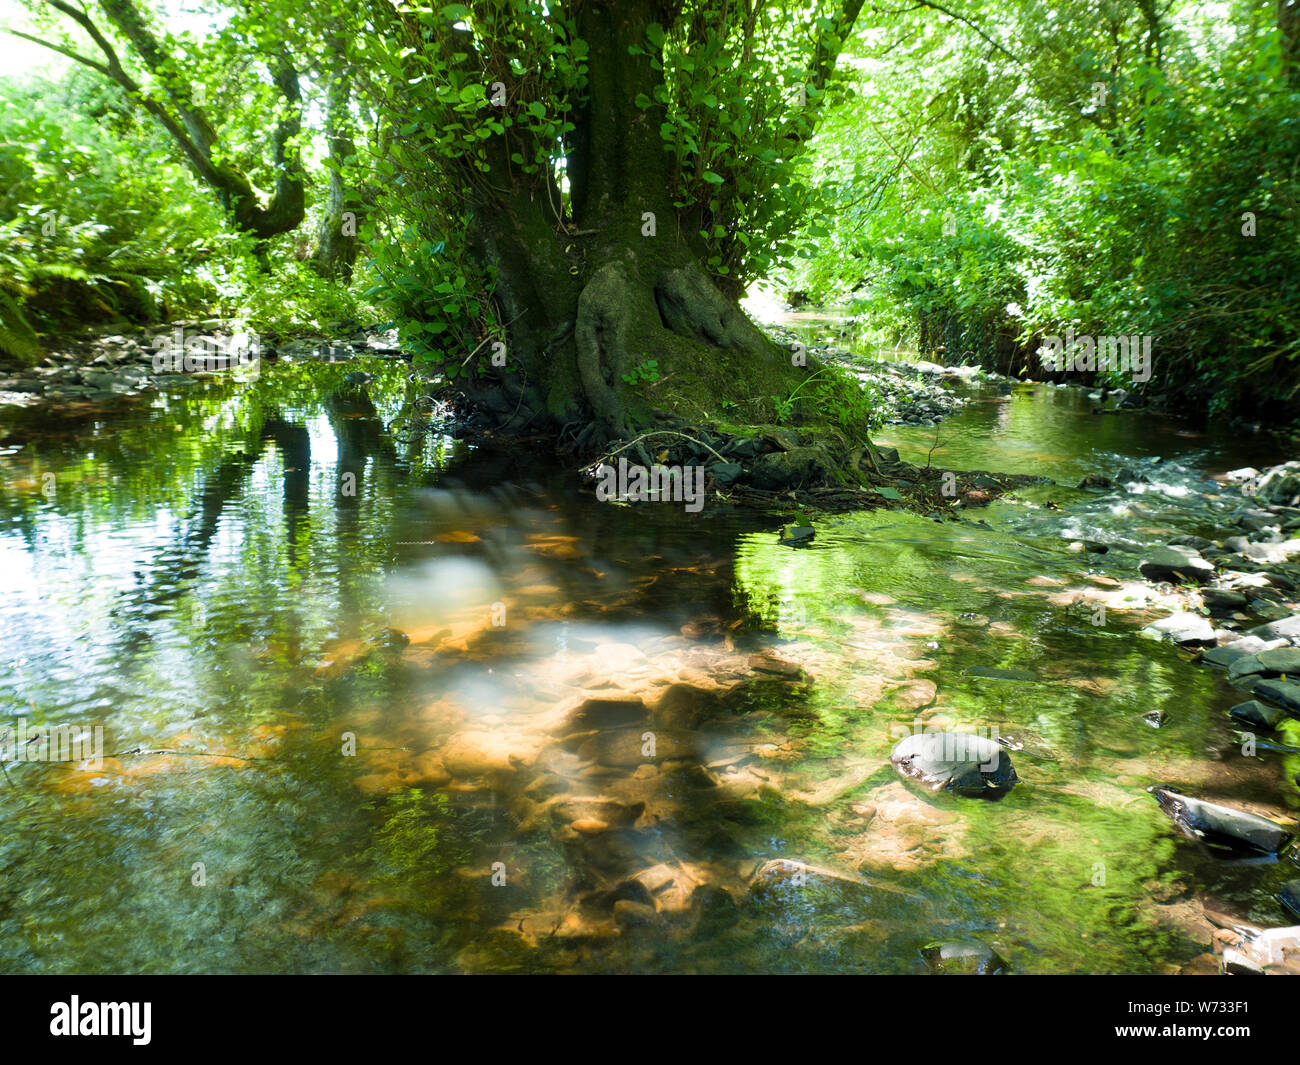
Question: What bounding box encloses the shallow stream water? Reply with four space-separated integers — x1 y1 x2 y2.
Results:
0 342 1295 974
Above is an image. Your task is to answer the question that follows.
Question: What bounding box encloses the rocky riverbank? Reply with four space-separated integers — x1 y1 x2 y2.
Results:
0 320 405 406
1 320 1045 518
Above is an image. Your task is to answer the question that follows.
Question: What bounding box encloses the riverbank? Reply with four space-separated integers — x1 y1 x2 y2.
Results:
0 319 1048 519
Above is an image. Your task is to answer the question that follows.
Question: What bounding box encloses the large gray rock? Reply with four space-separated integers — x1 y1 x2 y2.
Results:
1143 612 1216 646
1139 547 1215 584
1258 647 1300 674
1229 700 1288 729
1253 679 1300 713
1151 786 1293 855
1201 636 1278 668
1227 654 1269 680
890 731 1018 796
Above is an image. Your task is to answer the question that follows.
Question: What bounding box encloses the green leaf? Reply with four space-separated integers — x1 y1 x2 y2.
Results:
701 171 724 185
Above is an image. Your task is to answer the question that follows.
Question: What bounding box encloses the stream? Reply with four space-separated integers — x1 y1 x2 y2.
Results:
0 320 1295 974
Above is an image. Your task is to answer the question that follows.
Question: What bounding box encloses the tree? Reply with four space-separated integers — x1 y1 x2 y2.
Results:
354 0 865 441
10 0 306 247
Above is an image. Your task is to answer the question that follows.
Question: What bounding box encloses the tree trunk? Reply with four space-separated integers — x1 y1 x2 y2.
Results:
311 39 366 282
456 0 804 443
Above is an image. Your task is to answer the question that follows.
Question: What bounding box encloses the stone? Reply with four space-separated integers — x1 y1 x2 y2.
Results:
549 696 648 733
440 729 541 777
577 727 697 767
1211 639 1291 671
651 684 722 730
748 650 804 677
1253 679 1300 713
749 447 831 490
1247 614 1300 640
1280 880 1300 920
410 749 451 785
551 796 644 828
748 858 874 907
1257 646 1300 674
1219 926 1300 975
1201 588 1248 613
1257 462 1300 504
1226 654 1267 680
1142 612 1216 646
725 436 764 459
707 462 743 487
1169 534 1218 552
920 940 1008 975
1150 786 1293 855
612 900 661 927
1138 547 1215 584
690 884 740 934
890 731 1018 796
1228 700 1287 730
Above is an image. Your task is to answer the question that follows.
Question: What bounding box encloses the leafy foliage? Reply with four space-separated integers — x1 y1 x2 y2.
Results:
786 0 1300 418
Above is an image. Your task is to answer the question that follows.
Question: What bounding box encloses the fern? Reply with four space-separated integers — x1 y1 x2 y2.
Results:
0 289 41 363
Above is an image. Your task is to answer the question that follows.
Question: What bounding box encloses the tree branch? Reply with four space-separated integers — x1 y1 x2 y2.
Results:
3 28 111 77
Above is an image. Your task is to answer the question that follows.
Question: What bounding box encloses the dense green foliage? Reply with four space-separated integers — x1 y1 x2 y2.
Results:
0 7 364 358
2 0 1296 423
786 0 1300 419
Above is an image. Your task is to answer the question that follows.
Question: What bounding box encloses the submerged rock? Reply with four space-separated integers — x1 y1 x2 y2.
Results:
890 732 1018 797
920 940 1008 975
778 522 816 547
748 858 874 907
1279 880 1300 920
1149 786 1293 855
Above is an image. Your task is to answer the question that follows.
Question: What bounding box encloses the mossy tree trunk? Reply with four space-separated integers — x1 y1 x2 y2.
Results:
453 0 806 443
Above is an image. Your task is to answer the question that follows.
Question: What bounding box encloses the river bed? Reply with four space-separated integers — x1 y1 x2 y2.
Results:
0 339 1295 974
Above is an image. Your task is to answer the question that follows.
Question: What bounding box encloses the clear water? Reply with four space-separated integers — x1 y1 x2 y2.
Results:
0 354 1294 974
